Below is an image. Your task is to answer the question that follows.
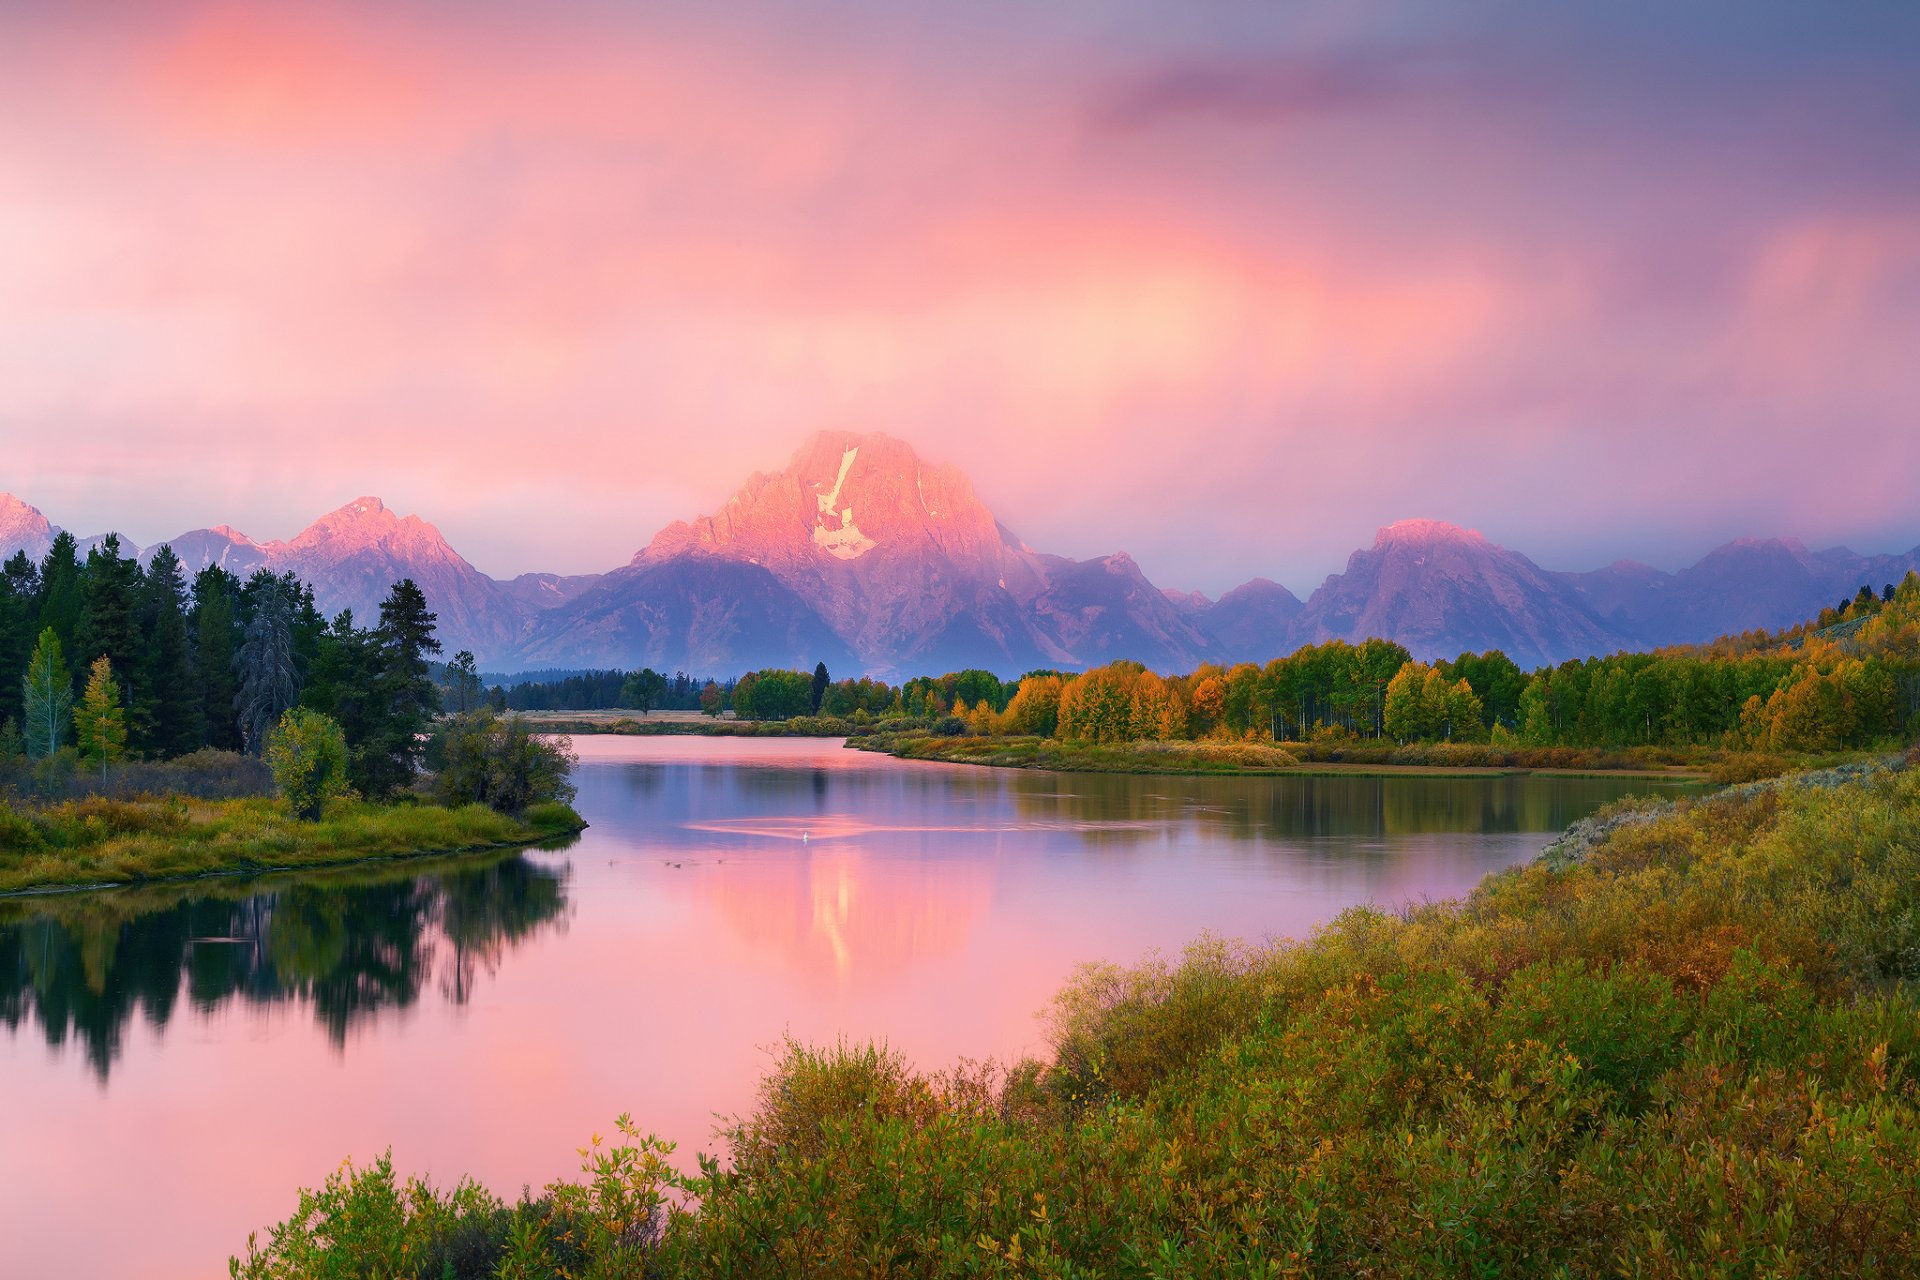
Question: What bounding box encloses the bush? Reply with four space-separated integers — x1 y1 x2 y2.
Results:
265 708 351 822
431 710 578 816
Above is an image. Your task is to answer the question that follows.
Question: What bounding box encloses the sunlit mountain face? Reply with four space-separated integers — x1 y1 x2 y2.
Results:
6 429 1917 675
4 3 1918 597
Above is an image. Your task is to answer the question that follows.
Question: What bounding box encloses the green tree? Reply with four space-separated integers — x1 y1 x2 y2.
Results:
810 662 830 714
74 534 143 682
431 709 578 815
21 627 73 758
237 575 301 754
0 551 38 725
619 667 668 715
266 707 351 822
444 650 483 714
192 567 244 752
36 532 82 657
140 545 204 757
358 580 441 797
74 654 128 779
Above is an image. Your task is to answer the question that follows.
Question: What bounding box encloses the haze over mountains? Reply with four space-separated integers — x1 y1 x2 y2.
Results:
6 433 1916 676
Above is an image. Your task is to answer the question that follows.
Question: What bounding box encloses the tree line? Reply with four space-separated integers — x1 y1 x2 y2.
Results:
720 574 1920 755
2 532 445 798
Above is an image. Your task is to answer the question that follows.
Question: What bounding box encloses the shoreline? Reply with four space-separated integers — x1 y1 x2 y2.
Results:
0 800 587 899
849 732 1726 781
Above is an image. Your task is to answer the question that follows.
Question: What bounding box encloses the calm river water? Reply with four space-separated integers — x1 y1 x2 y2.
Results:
0 737 1700 1276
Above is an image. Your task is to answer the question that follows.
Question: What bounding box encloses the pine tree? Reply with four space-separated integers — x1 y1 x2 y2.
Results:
74 535 144 742
74 655 128 779
237 574 301 755
811 662 830 715
357 580 441 797
21 628 72 758
0 551 38 725
192 567 244 752
36 532 82 657
140 546 204 757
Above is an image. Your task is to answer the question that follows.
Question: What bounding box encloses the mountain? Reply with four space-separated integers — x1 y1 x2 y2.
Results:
5 440 1917 677
264 498 529 656
601 430 1212 675
1569 538 1920 648
0 494 55 562
509 557 858 674
148 526 269 576
1167 578 1305 664
1289 520 1630 669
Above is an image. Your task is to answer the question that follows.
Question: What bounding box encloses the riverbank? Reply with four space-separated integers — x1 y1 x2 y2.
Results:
0 796 586 896
847 731 1765 780
516 709 856 737
237 759 1920 1274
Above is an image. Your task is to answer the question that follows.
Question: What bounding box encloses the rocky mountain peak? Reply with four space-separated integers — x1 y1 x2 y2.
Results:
637 429 1013 574
286 496 456 562
0 492 55 559
1373 518 1488 548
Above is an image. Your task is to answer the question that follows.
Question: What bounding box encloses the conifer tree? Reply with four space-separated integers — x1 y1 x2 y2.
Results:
192 566 244 752
74 536 144 742
140 546 204 757
357 580 441 797
36 532 82 658
74 655 127 779
21 627 73 758
0 551 37 725
237 575 301 754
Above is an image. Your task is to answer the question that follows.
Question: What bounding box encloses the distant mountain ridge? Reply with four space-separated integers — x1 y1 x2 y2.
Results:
4 435 1916 675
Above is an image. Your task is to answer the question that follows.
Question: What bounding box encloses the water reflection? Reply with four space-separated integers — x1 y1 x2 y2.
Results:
0 851 572 1079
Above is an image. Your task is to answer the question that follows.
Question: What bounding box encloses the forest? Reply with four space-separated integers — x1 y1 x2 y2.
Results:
728 575 1920 758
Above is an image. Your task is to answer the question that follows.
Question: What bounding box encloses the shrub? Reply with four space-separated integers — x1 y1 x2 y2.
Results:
265 708 351 822
431 710 578 816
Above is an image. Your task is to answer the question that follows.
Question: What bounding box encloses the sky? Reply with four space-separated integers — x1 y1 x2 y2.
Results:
3 0 1918 595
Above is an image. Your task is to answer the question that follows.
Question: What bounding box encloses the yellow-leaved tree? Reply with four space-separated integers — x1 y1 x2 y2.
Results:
73 655 127 779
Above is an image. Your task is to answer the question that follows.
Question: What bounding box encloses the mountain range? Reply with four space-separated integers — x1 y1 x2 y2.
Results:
5 431 1916 676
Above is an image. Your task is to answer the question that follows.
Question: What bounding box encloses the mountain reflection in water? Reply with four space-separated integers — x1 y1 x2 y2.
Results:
0 852 571 1079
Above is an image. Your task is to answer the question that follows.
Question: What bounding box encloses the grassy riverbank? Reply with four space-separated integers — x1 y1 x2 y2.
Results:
846 730 1843 781
0 796 585 895
516 709 857 737
238 760 1920 1276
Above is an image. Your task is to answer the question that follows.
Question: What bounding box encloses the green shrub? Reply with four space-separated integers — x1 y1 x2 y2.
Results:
430 710 577 816
265 708 351 822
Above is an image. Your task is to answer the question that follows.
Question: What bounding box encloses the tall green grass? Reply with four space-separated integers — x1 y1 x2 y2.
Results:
238 766 1920 1277
0 796 584 893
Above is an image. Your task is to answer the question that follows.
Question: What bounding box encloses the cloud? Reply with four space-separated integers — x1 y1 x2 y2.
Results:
1088 48 1486 134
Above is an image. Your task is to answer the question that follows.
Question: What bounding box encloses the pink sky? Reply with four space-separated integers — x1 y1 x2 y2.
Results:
3 2 1917 593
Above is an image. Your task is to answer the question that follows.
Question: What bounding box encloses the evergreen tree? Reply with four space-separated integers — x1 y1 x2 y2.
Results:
811 662 830 714
74 655 128 780
36 532 82 658
140 546 204 757
0 551 38 725
192 567 244 752
21 628 73 758
358 580 441 797
444 650 482 714
74 535 144 739
237 575 301 754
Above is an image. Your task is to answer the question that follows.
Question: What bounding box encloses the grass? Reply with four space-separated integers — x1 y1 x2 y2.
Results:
235 761 1920 1277
856 733 1305 774
0 795 585 895
848 731 1803 779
